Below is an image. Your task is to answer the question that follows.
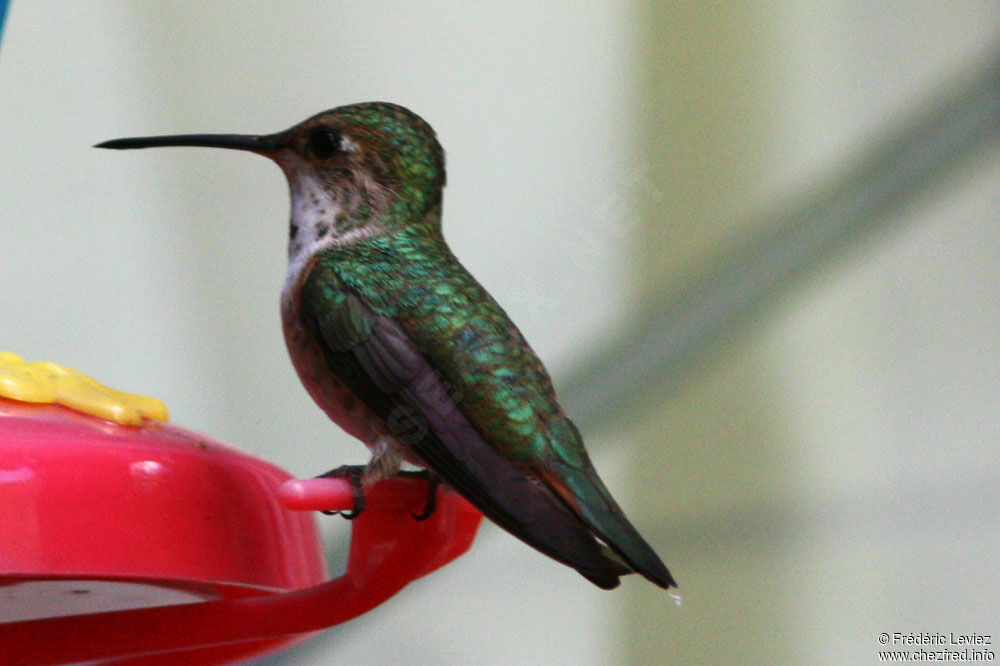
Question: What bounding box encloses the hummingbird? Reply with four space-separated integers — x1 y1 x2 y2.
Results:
97 102 675 590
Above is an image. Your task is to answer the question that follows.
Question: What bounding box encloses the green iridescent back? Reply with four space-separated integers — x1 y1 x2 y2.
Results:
303 227 589 469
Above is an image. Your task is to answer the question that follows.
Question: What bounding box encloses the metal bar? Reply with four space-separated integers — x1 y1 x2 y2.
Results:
561 50 1000 430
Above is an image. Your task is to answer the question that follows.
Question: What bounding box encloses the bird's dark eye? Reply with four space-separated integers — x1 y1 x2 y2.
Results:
306 127 342 159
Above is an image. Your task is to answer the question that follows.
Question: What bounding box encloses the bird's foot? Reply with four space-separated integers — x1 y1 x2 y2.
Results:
316 465 366 519
398 469 442 521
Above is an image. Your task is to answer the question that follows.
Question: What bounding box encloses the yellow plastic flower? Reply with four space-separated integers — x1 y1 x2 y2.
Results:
0 351 168 425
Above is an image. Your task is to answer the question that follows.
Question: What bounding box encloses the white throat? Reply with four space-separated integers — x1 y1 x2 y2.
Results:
282 173 383 295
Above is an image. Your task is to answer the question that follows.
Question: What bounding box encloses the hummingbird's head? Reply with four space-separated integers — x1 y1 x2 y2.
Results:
279 102 446 213
97 103 447 250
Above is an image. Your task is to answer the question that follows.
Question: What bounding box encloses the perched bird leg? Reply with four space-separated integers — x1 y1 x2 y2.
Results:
316 437 402 520
398 469 442 521
316 464 366 519
362 435 403 483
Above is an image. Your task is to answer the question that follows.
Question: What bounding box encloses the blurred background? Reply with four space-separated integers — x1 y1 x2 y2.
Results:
1 2 998 663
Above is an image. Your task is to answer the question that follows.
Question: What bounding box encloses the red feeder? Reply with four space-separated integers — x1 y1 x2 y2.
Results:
0 398 483 664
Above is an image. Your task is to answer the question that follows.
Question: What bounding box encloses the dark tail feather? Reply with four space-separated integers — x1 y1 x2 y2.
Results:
443 463 626 589
402 399 630 588
544 465 676 589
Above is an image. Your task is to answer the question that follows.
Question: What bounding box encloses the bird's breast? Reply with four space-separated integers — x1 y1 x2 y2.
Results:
281 273 377 446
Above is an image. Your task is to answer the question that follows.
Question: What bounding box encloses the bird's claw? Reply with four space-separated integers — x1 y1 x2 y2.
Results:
315 466 440 521
317 465 366 519
399 470 441 521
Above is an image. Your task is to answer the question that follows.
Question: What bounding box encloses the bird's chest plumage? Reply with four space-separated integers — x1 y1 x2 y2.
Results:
281 264 380 446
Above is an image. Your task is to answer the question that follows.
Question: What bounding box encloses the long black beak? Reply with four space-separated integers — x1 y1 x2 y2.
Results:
95 133 283 153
